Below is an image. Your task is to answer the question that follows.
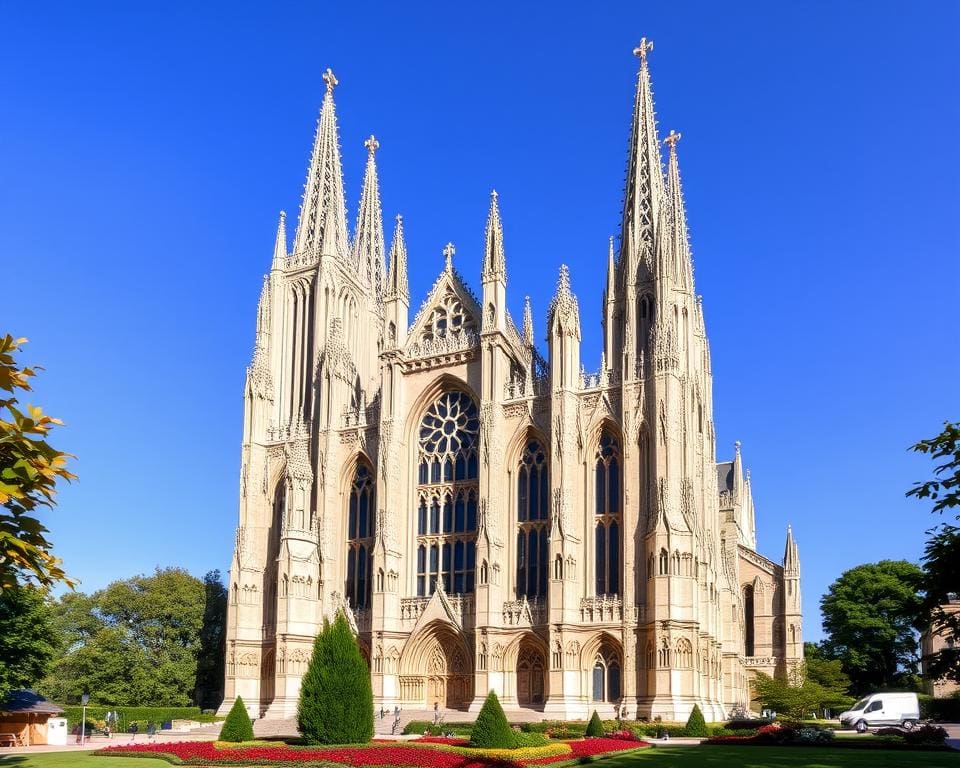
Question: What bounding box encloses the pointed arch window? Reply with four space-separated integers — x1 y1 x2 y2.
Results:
591 642 622 702
594 430 621 596
517 439 549 599
346 462 375 609
743 584 755 656
415 391 479 596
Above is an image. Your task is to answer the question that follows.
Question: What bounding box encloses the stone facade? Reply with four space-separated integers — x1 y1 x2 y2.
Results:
221 43 802 723
921 598 960 698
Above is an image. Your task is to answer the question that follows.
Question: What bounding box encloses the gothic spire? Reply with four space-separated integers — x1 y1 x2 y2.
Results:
353 135 386 300
548 264 580 338
272 211 287 271
522 295 534 346
482 190 506 283
783 525 800 575
249 276 274 401
385 214 409 303
732 439 743 495
293 68 349 260
665 130 693 290
605 236 616 299
621 38 666 276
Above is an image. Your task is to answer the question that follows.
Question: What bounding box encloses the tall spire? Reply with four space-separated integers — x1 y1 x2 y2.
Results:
385 214 409 303
605 236 616 298
249 276 274 401
621 38 666 276
272 210 287 271
664 129 693 290
482 190 506 283
522 295 534 345
293 68 349 260
353 135 386 300
783 525 800 575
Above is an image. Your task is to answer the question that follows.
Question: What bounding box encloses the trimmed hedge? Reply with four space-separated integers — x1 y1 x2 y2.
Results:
684 704 708 737
219 698 254 743
585 711 604 737
62 706 216 729
402 721 473 736
470 691 515 749
297 612 374 745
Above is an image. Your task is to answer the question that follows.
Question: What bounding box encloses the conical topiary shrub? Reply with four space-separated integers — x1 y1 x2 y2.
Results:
470 690 516 748
585 709 604 737
684 703 708 737
219 696 254 742
297 611 374 744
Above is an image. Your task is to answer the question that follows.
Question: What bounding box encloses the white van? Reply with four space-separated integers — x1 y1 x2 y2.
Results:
839 692 920 732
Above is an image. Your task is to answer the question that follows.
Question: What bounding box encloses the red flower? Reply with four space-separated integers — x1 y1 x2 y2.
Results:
96 735 648 767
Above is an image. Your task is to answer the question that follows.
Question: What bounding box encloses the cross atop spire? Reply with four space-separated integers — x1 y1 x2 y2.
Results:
323 67 338 93
633 37 654 64
364 134 379 155
444 242 455 271
664 129 682 151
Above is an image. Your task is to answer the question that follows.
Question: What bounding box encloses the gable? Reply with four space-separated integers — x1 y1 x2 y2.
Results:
405 267 482 356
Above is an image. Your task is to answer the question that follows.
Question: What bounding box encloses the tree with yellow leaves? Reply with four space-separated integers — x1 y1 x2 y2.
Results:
0 335 75 589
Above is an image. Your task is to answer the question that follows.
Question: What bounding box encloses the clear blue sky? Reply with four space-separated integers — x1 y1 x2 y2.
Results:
2 2 957 641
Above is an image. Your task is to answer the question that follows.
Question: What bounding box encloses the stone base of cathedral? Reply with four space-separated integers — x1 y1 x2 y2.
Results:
637 695 726 723
262 696 300 719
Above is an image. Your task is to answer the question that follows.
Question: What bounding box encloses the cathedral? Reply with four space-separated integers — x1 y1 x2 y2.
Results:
222 41 803 723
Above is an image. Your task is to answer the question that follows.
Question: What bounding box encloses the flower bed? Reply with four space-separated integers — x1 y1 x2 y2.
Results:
95 735 648 767
705 721 951 751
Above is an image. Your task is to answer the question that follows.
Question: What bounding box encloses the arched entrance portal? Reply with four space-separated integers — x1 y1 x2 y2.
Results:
400 623 473 710
516 644 545 705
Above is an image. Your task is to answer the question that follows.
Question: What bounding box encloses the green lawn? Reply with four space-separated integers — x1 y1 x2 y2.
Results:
2 745 959 768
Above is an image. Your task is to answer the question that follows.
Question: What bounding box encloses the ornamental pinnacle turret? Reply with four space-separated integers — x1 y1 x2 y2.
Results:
223 44 802 724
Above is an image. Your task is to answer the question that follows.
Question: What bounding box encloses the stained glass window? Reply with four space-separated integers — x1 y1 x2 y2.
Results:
415 391 479 596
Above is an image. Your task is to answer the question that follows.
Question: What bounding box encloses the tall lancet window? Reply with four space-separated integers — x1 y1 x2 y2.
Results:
594 429 621 596
516 439 549 599
415 391 480 597
346 462 375 609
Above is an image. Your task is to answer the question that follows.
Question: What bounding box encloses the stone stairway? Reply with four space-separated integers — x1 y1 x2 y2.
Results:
253 717 300 740
373 708 477 736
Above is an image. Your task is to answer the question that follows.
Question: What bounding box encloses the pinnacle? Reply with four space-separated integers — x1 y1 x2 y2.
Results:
522 295 534 345
483 190 506 282
386 214 409 303
353 133 386 297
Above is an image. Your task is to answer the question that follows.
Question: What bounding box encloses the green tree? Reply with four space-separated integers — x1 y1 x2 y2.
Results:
219 696 254 742
908 421 960 685
684 703 708 736
0 335 76 589
0 584 57 701
803 642 854 710
297 612 373 744
470 690 515 749
194 570 227 709
40 568 207 706
585 710 604 737
820 560 923 694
